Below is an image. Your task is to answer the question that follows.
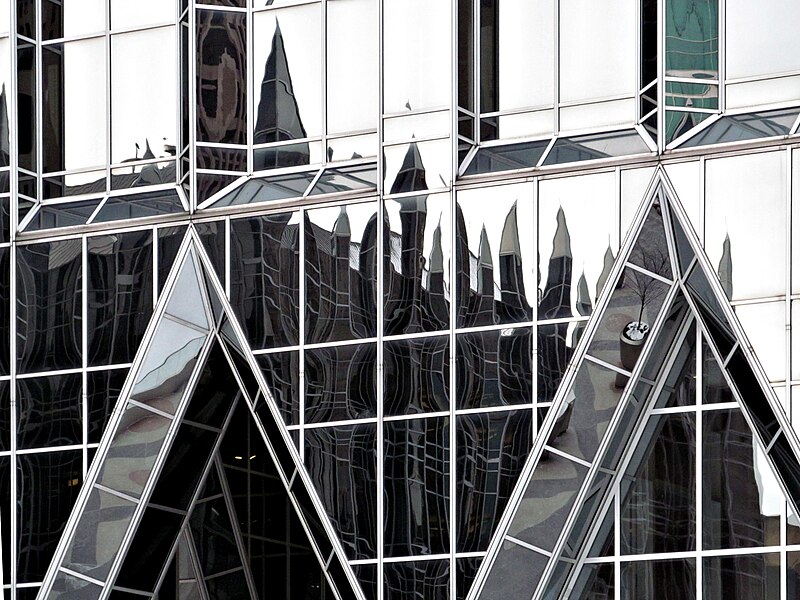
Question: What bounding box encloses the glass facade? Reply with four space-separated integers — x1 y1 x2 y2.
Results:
0 1 797 599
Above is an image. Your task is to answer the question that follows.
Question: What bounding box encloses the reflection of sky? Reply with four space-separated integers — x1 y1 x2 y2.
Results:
62 0 106 37
458 183 536 305
63 38 106 170
383 139 450 191
254 5 321 138
705 152 786 301
539 172 617 303
110 0 174 30
307 202 375 244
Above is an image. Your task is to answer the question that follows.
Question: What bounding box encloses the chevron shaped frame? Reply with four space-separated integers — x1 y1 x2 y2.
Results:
466 167 800 600
35 227 366 600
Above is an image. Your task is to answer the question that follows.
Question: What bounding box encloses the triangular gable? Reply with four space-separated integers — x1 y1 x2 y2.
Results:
467 168 800 600
36 228 365 600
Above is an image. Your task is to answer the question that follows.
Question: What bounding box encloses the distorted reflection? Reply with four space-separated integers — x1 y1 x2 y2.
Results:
457 184 535 327
621 559 695 598
384 193 450 334
305 203 378 343
385 139 450 194
665 0 718 79
305 343 377 422
305 424 377 560
384 417 450 557
384 336 449 416
463 139 550 175
384 560 449 600
17 373 82 450
703 554 780 600
543 130 650 166
457 411 532 552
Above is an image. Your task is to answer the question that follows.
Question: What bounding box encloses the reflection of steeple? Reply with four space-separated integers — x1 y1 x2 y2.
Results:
576 271 591 317
254 20 309 169
498 202 529 322
551 207 572 259
142 139 155 160
596 245 615 302
718 233 733 300
0 84 8 167
390 141 427 194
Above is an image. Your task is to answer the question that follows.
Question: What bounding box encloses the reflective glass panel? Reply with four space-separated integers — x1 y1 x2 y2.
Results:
305 343 377 423
665 0 718 78
384 336 449 416
110 27 177 164
680 108 798 148
456 184 535 327
384 560 449 600
456 410 532 552
110 0 173 29
384 417 450 557
211 171 316 207
703 554 780 600
308 163 378 196
305 203 378 343
620 559 695 599
479 543 548 600
43 0 106 40
256 350 299 426
726 0 800 79
17 373 81 449
384 194 450 334
463 139 550 175
24 200 100 231
92 190 185 223
543 130 650 166
385 139 451 194
305 424 378 560
456 329 533 409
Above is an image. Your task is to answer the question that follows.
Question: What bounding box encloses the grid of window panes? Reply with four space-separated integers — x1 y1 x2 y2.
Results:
0 0 800 599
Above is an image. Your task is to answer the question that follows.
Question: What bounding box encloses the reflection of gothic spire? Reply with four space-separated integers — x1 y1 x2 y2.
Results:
576 271 591 316
552 207 572 259
596 245 615 302
333 206 351 239
142 139 155 160
254 20 309 169
498 202 530 322
478 226 493 296
0 84 9 167
429 220 444 277
718 233 733 300
390 141 427 194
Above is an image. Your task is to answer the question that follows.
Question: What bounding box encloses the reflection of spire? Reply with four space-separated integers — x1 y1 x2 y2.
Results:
498 202 530 322
142 139 155 160
429 220 444 276
254 20 309 169
576 271 591 316
478 226 493 268
596 245 615 302
552 207 572 259
499 202 521 259
333 206 351 238
718 233 733 300
390 141 427 194
477 226 493 296
0 84 8 166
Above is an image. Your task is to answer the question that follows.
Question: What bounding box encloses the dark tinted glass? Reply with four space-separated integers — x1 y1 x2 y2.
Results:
17 373 82 449
384 336 449 416
384 560 449 600
306 343 377 423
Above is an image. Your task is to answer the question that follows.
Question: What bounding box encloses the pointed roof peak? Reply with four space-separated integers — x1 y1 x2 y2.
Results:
478 225 493 267
551 205 572 259
500 201 521 257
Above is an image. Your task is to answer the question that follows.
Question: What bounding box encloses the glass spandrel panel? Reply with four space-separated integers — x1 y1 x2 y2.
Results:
620 558 695 599
327 0 377 134
308 163 377 196
24 200 100 231
17 241 83 373
384 193 450 335
384 336 449 416
665 0 718 78
538 172 616 320
305 424 378 561
383 0 449 114
196 10 247 145
384 417 450 557
586 268 669 371
110 26 177 164
680 108 798 148
43 38 107 173
703 553 781 600
456 329 533 409
92 190 185 223
462 139 550 175
548 360 627 462
456 184 535 327
507 450 588 550
129 318 207 413
253 4 321 142
230 213 300 349
164 253 209 330
384 560 449 600
703 409 781 549
620 413 696 554
559 0 635 103
479 543 548 600
705 151 786 301
456 410 533 552
211 171 317 207
305 202 378 343
61 487 136 581
542 130 650 166
96 403 171 498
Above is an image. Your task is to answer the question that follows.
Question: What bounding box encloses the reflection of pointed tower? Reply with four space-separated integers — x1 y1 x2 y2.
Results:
718 233 733 301
538 207 574 403
0 84 12 167
390 141 427 194
572 270 592 346
498 202 531 322
596 245 615 303
427 220 449 325
253 21 310 169
470 226 497 325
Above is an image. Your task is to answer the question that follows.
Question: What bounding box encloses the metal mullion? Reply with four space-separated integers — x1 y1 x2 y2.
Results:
448 190 457 600
81 236 88 478
35 0 42 206
150 399 245 599
215 456 260 600
184 529 212 600
96 330 217 600
553 0 559 136
532 178 539 441
188 0 198 211
555 308 695 599
657 0 664 152
466 183 664 600
376 0 385 579
37 234 203 597
105 7 111 195
245 1 253 177
8 240 16 599
298 207 306 462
